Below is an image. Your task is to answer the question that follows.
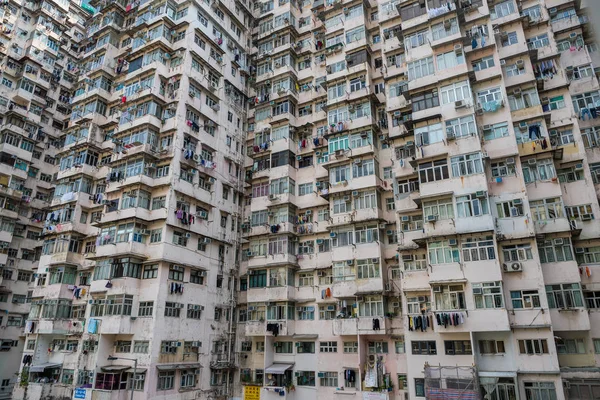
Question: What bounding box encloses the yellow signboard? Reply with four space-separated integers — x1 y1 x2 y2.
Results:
244 385 261 400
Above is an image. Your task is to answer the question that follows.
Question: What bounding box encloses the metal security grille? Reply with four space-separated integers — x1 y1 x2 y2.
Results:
424 364 480 400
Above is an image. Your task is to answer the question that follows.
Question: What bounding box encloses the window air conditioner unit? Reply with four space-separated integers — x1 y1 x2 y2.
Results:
426 215 438 222
574 163 584 170
506 157 515 165
513 88 522 97
401 216 410 221
473 287 483 295
527 158 537 165
448 238 458 246
346 259 354 265
575 248 585 254
553 238 564 245
432 286 442 293
513 198 523 205
581 214 593 221
516 59 524 69
454 44 462 54
454 100 465 109
352 190 359 196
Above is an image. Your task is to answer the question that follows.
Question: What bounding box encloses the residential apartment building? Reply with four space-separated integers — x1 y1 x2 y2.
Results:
0 0 252 398
239 0 600 399
0 0 90 397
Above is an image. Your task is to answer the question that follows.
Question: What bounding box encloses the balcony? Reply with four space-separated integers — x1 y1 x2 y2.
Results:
533 217 571 235
247 285 295 303
36 319 85 335
508 309 552 329
331 276 384 298
549 308 590 331
97 315 134 335
434 309 510 333
331 318 356 335
551 14 586 34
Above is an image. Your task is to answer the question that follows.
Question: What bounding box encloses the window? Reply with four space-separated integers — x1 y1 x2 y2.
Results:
408 57 434 80
518 339 549 354
503 244 533 262
169 265 184 281
115 340 132 353
343 341 358 353
524 382 556 400
320 341 337 353
356 258 380 279
142 265 158 279
297 306 314 320
274 342 293 353
428 241 460 264
510 290 541 309
164 302 182 317
530 197 564 222
138 301 153 317
395 338 405 354
437 52 465 73
434 285 466 310
320 372 338 387
556 338 585 354
61 369 74 385
187 304 203 319
546 283 584 308
133 341 149 353
473 282 503 308
491 0 516 19
438 79 471 104
444 340 472 355
157 371 175 390
491 159 516 178
411 341 437 355
418 159 449 183
473 56 495 71
359 295 383 316
523 159 556 183
538 238 573 263
456 193 489 218
446 115 476 138
296 371 315 386
423 198 454 221
478 340 505 354
180 369 197 388
296 341 314 353
412 90 440 112
462 237 495 262
368 341 389 354
566 204 594 221
451 153 483 177
557 166 584 183
415 123 444 146
483 122 509 141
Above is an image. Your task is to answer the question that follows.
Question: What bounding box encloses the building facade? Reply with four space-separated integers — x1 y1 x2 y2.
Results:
239 0 600 400
0 0 252 398
1 0 600 399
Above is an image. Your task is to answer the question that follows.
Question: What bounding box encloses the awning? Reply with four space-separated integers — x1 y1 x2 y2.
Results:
125 368 147 373
156 363 201 371
479 371 517 378
101 365 130 372
418 191 454 201
265 363 294 374
294 298 315 304
30 363 62 372
293 334 318 340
